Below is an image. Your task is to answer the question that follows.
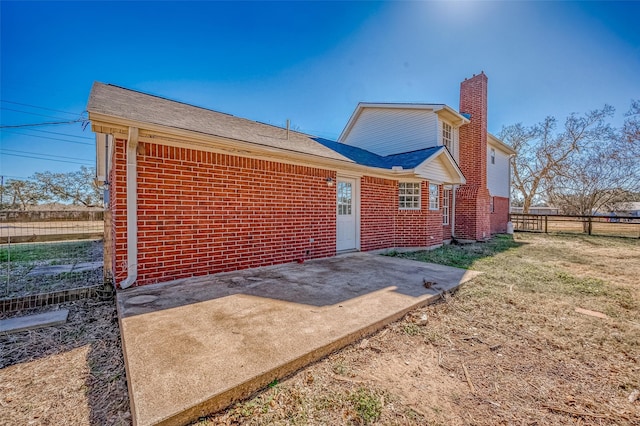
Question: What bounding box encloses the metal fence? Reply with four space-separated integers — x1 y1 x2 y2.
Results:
510 213 640 239
0 210 106 300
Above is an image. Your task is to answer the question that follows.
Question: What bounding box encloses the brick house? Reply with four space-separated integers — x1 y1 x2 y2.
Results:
89 72 514 288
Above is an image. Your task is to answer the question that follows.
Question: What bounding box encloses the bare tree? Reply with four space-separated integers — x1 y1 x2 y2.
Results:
2 179 48 210
622 99 640 156
548 138 639 216
500 105 614 213
34 166 102 207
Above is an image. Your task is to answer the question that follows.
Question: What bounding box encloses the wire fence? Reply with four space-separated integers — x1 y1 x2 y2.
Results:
510 213 640 239
0 210 105 300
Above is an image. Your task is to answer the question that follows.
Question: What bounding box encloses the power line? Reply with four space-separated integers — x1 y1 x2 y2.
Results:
0 148 91 162
0 118 85 129
0 107 79 121
0 129 93 145
0 152 92 166
0 100 83 116
13 128 93 140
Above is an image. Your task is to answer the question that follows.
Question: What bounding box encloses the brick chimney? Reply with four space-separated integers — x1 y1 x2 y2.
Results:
455 72 491 241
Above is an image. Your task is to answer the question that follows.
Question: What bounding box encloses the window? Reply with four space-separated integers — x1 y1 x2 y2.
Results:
399 182 421 209
490 196 495 213
442 122 453 151
443 189 450 225
490 148 496 164
337 181 352 215
429 183 439 210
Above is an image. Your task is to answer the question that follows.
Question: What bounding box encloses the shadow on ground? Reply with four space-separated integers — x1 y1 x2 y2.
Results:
0 297 130 425
118 252 476 318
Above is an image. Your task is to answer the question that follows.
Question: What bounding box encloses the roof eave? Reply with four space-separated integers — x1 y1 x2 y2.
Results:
488 132 516 155
414 147 466 185
89 112 444 181
434 106 470 127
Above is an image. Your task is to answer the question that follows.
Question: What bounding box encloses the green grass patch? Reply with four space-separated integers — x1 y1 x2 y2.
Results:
350 388 382 424
0 240 97 263
388 234 521 269
555 271 606 296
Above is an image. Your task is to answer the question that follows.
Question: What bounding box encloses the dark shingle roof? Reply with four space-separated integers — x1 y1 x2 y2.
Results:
87 82 352 162
314 138 442 170
88 82 446 171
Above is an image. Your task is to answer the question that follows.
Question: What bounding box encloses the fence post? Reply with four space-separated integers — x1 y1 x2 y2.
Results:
545 215 548 233
588 216 592 235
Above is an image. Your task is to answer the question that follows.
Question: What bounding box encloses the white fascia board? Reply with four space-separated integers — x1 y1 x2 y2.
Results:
414 147 466 185
434 105 470 127
488 133 516 155
88 112 424 182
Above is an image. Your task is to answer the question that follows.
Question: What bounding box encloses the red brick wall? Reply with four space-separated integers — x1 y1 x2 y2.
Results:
107 140 454 287
456 72 491 241
110 140 336 287
455 185 491 241
490 196 510 234
361 176 444 251
360 176 395 251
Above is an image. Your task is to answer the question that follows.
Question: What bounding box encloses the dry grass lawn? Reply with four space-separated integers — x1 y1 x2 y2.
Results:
1 233 639 425
200 233 640 425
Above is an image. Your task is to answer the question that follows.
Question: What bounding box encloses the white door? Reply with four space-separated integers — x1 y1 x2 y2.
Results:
337 178 357 251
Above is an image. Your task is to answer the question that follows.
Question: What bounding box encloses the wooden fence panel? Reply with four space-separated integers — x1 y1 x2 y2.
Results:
510 213 640 239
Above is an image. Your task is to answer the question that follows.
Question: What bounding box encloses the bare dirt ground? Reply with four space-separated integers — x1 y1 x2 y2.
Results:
1 233 639 425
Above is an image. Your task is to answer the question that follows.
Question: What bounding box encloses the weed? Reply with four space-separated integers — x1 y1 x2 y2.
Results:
423 330 444 346
402 323 422 336
332 360 349 376
314 394 340 411
350 387 382 424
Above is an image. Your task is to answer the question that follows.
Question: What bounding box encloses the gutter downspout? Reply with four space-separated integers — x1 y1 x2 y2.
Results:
451 185 457 239
120 127 139 289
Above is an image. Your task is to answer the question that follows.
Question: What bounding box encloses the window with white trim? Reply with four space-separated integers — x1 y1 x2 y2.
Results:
337 181 352 215
442 122 453 151
443 189 450 225
399 182 421 209
429 183 439 210
490 148 496 164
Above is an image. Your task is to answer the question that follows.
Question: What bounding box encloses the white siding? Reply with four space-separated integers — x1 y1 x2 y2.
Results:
415 156 450 184
487 144 511 197
437 119 460 164
342 108 438 156
453 127 460 164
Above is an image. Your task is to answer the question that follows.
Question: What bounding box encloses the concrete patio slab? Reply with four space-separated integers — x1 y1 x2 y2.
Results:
117 252 481 426
0 309 69 334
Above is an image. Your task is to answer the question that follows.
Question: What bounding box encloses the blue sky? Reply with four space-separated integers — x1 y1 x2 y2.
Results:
1 1 639 179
